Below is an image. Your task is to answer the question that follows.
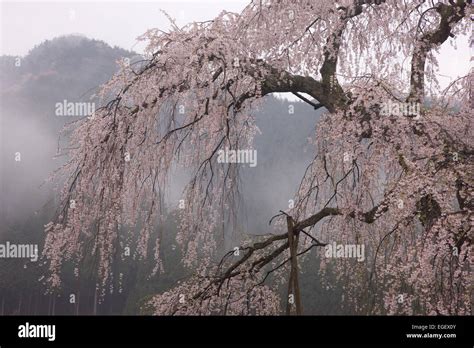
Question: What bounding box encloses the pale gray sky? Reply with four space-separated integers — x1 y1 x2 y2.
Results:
0 0 470 91
0 1 248 55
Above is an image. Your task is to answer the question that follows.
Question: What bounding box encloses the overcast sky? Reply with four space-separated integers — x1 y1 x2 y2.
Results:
0 0 471 90
0 0 248 55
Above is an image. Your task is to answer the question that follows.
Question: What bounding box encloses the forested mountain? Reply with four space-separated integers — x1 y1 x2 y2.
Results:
1 35 137 127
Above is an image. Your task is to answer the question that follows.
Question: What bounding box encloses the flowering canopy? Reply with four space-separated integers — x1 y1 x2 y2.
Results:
43 0 472 315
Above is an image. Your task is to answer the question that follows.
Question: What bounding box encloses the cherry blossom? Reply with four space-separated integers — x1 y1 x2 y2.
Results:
43 0 472 315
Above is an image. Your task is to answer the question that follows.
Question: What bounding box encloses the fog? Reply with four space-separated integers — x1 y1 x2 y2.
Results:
0 32 330 314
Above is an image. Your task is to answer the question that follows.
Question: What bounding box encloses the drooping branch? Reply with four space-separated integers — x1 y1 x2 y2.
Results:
191 197 393 312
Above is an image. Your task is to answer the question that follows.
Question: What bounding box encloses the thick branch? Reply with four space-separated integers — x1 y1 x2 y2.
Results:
408 0 469 103
294 207 341 231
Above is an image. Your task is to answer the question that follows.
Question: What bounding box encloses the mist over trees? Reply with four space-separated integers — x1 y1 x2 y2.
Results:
0 35 335 314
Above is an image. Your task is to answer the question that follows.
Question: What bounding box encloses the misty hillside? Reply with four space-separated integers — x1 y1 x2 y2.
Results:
0 36 137 225
1 35 137 128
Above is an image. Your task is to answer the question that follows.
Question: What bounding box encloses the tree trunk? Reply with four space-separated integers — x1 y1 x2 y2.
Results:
286 216 302 315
